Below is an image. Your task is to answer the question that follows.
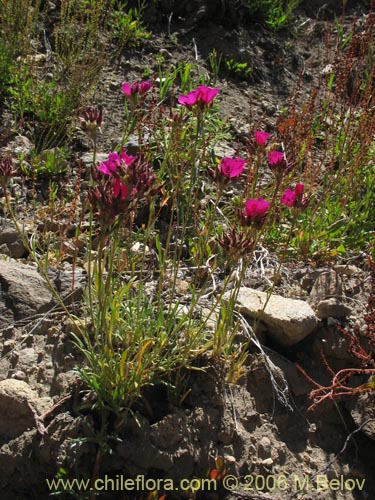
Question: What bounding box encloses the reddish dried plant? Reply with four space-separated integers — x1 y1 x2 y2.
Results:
298 258 375 411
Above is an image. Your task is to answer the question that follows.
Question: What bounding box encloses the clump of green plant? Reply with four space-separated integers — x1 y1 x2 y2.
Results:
0 0 42 94
3 64 314 492
70 71 310 418
225 58 253 80
111 0 150 53
227 0 302 29
263 10 375 262
2 0 151 153
208 49 253 82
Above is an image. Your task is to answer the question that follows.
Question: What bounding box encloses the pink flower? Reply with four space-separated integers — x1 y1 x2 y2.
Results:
137 81 152 95
121 80 152 97
98 154 119 175
244 198 271 219
219 157 246 178
178 85 220 108
119 150 136 166
268 150 286 168
97 149 136 176
281 183 308 208
255 131 270 146
281 188 296 207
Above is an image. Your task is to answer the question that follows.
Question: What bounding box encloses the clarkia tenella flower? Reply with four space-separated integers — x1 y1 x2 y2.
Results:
281 188 296 207
121 80 152 97
281 183 308 209
97 150 136 176
219 157 246 178
178 85 220 109
239 197 271 229
255 131 270 147
268 150 286 168
244 197 271 219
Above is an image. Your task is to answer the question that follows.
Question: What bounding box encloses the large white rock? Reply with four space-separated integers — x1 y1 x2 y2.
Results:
224 287 318 346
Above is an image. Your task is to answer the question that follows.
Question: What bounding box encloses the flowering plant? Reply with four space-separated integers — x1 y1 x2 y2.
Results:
88 149 157 227
238 197 271 229
219 157 246 178
268 150 287 169
121 80 152 97
255 130 270 146
178 85 220 109
281 183 308 208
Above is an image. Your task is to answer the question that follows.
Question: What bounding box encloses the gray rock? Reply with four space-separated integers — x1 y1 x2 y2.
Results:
0 258 54 325
225 287 318 346
308 269 353 319
258 436 271 458
333 264 361 276
0 379 51 438
308 269 343 307
1 135 33 157
80 152 108 168
350 387 375 440
48 263 86 303
316 298 352 319
0 218 27 259
214 143 237 159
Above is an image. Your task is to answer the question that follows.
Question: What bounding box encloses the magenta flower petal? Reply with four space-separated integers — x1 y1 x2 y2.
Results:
138 81 152 95
255 131 270 146
220 157 246 178
178 85 219 108
119 149 136 166
281 189 296 207
122 80 152 97
196 85 220 104
108 152 120 164
178 91 199 107
97 162 112 175
245 197 270 218
268 150 286 167
121 82 132 96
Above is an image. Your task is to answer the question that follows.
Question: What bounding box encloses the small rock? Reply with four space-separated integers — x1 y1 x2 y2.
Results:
316 298 352 319
350 387 375 440
313 325 353 361
80 152 108 168
0 379 51 439
224 454 236 464
300 269 321 292
11 370 27 381
224 287 318 346
214 143 236 158
309 270 343 308
258 436 271 458
333 264 361 276
0 258 54 325
49 263 86 303
261 457 274 466
0 218 27 259
1 135 33 157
